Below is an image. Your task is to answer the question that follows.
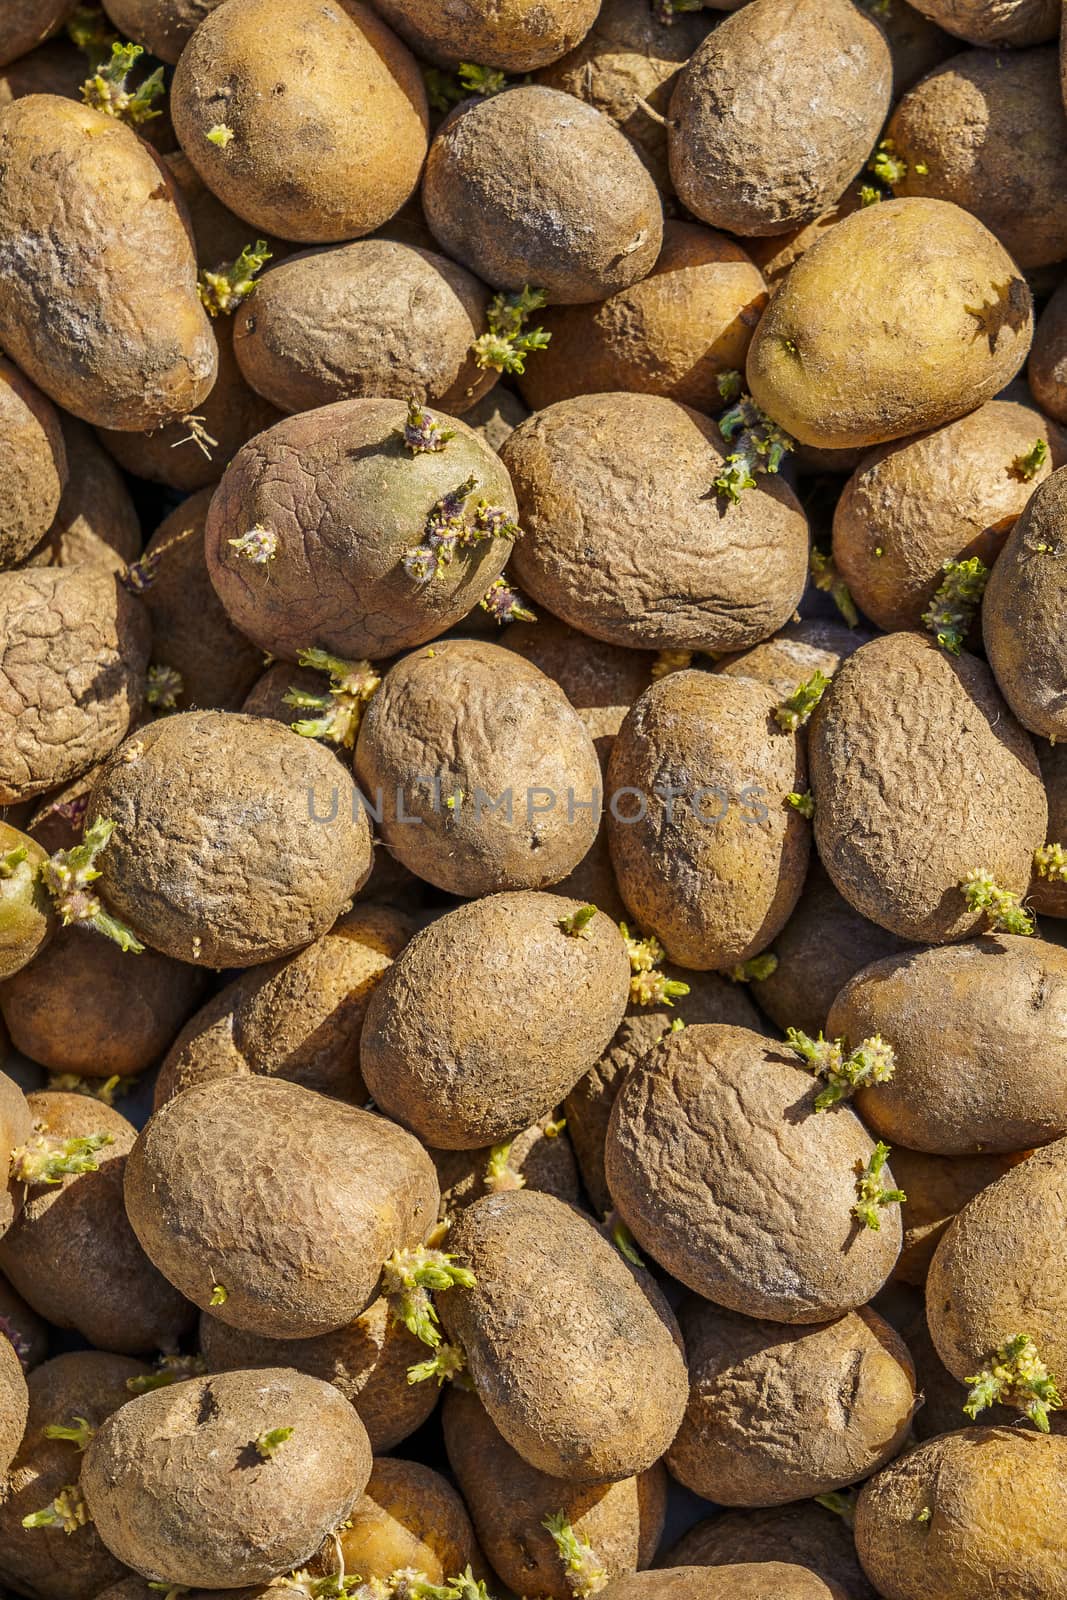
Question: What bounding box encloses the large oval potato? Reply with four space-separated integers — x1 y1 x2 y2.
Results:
370 0 598 69
0 356 67 570
983 466 1067 741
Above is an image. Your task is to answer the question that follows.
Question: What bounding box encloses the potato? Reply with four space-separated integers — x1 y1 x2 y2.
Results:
739 183 865 291
500 617 653 721
1028 275 1067 422
0 1071 32 1242
240 662 326 728
327 1457 478 1584
438 1190 689 1480
666 1504 877 1600
0 822 52 983
233 240 492 417
422 87 662 305
606 670 809 970
516 223 766 415
81 1367 371 1588
199 1295 436 1453
361 892 630 1148
606 1023 902 1320
371 0 598 70
829 935 1067 1155
125 1075 440 1336
102 0 221 62
0 96 216 430
463 386 528 453
0 1328 27 1476
715 619 869 704
668 0 891 237
809 632 1046 943
86 710 373 967
0 1351 149 1600
667 1299 915 1506
1032 739 1067 917
0 2 78 67
0 565 150 805
909 0 1059 46
854 1427 1067 1600
0 40 86 106
745 199 1033 450
878 1 956 95
984 466 1067 741
24 418 140 576
598 1568 848 1600
444 1386 665 1599
891 1149 1016 1287
434 1117 581 1219
832 397 1062 634
205 398 517 663
503 394 809 654
0 1274 48 1372
164 147 289 270
0 356 67 570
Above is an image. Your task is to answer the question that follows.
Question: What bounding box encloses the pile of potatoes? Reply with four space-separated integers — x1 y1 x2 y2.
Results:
3 0 1067 1597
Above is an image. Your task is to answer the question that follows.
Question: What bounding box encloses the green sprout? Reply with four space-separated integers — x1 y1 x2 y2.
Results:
382 1246 476 1350
10 1132 114 1186
206 124 235 147
146 664 184 711
922 557 989 654
22 1486 90 1534
787 1028 896 1110
67 5 118 64
608 1214 646 1268
228 523 277 564
852 1142 906 1231
39 818 144 953
619 923 690 1007
127 1354 207 1394
714 393 794 503
1035 843 1067 882
46 1073 137 1107
198 241 272 317
81 41 164 124
960 869 1034 935
787 791 815 818
915 1507 932 1526
1013 439 1049 480
729 953 778 983
480 578 536 624
424 62 509 112
963 1334 1062 1432
407 1341 468 1387
557 904 597 939
400 397 455 454
863 138 927 203
859 185 883 207
42 1417 93 1451
0 844 28 878
716 369 743 404
775 670 830 731
209 1283 228 1306
284 650 381 748
472 286 551 376
814 1489 858 1527
651 649 694 679
484 1141 525 1193
255 1426 294 1458
810 549 859 627
542 1514 608 1598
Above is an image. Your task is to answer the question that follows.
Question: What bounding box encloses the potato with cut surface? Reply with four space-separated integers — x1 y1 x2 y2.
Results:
324 1456 479 1585
891 1149 1016 1287
434 1116 581 1220
0 357 67 571
24 418 140 576
910 0 1059 46
667 1504 877 1600
0 821 53 983
984 467 1067 742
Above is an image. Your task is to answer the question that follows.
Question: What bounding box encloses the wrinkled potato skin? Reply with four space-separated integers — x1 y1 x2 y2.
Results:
24 418 140 575
0 1071 32 1241
714 619 869 704
669 0 891 237
370 0 599 69
745 199 1033 450
171 0 428 244
607 672 809 970
0 1324 27 1475
666 1504 877 1600
606 1024 902 1321
0 357 67 570
1028 276 1067 422
423 87 663 305
444 1387 666 1600
103 0 221 62
809 632 1046 943
984 468 1067 740
0 565 150 805
891 1149 1015 1286
125 1076 440 1338
503 394 810 654
910 0 1059 46
0 3 78 68
1032 739 1067 916
439 1191 689 1481
434 1117 581 1219
361 893 631 1148
516 223 767 415
0 97 216 430
855 1428 1067 1600
831 936 1067 1155
599 1568 847 1600
81 1368 372 1589
329 1458 478 1583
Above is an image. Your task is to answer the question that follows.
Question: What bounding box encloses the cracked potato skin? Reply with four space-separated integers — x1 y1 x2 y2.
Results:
984 466 1067 742
0 357 67 571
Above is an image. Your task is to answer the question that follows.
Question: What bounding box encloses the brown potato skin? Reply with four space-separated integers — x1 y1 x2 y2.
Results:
370 0 599 69
666 1504 877 1600
745 199 1033 450
1028 276 1067 422
0 1071 32 1242
809 632 1046 943
668 0 891 237
171 0 428 244
422 87 663 305
855 1428 1067 1600
102 0 221 62
984 467 1067 741
360 893 631 1149
0 357 67 570
606 1023 902 1321
1032 739 1067 916
0 40 87 107
500 616 654 716
434 1116 582 1220
439 1190 689 1481
0 1274 49 1371
80 1368 372 1589
0 3 78 68
714 619 869 705
0 1329 27 1476
910 0 1059 46
503 394 810 654
891 1149 1015 1287
600 1568 848 1600
329 1457 478 1583
444 1386 666 1599
24 418 140 576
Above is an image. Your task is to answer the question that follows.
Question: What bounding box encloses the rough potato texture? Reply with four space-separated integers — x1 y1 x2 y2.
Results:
24 418 140 576
503 394 810 654
373 0 599 68
0 565 150 805
666 1504 877 1600
668 0 891 236
0 96 216 430
667 1300 915 1507
0 1071 32 1241
891 1149 1015 1287
102 0 222 62
809 632 1046 943
0 1094 194 1354
434 1117 581 1219
125 1076 440 1337
1033 739 1067 916
80 1368 371 1588
0 2 78 68
855 1428 1067 1600
439 1191 689 1481
361 892 630 1148
354 640 602 898
87 710 373 967
911 0 1059 45
171 0 428 243
599 1568 847 1600
199 1295 436 1453
833 398 1062 634
164 148 290 270
517 223 766 415
984 467 1067 740
0 357 66 569
422 87 663 305
233 240 493 416
831 936 1067 1155
606 1024 902 1320
444 1387 665 1599
205 398 517 662
329 1457 478 1583
714 619 869 705
0 1328 27 1475
745 199 1033 450
1028 276 1067 422
606 671 809 970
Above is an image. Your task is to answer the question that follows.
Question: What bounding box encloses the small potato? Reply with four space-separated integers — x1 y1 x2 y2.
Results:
502 394 810 654
0 822 53 983
909 0 1059 46
80 1368 372 1589
422 87 663 305
666 1300 915 1507
605 1023 902 1321
666 1504 877 1600
0 2 79 68
745 199 1033 450
439 1190 689 1481
0 1273 48 1372
444 1386 665 1599
500 616 653 723
668 0 891 237
1032 739 1067 917
360 893 631 1148
434 1117 581 1219
102 0 221 62
809 632 1046 943
854 1428 1067 1600
0 1070 32 1240
891 1149 1016 1287
328 1457 478 1583
370 0 598 69
24 418 141 576
171 0 428 244
1028 275 1067 422
0 356 67 570
984 466 1067 741
0 1328 27 1475
714 619 869 704
598 1568 848 1600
